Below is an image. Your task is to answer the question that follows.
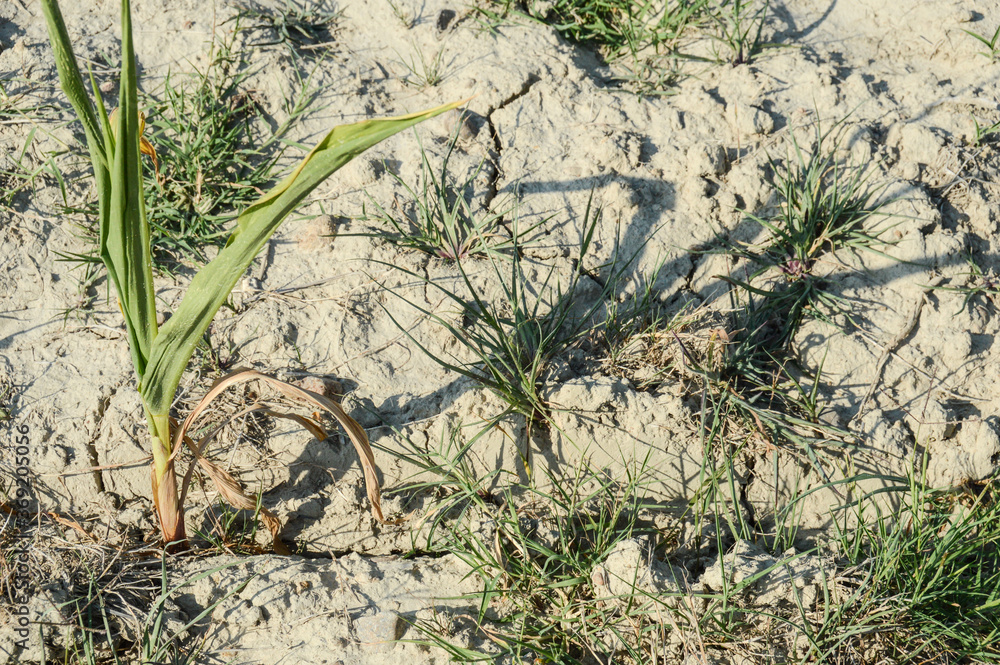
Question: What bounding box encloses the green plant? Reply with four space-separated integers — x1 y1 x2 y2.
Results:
929 254 1000 314
964 24 1000 62
476 0 710 93
595 259 676 372
135 30 321 268
724 122 895 348
386 0 415 29
192 493 266 554
973 115 1000 145
814 472 1000 662
64 554 252 665
384 199 613 440
359 128 534 260
410 460 666 663
42 0 464 550
709 0 773 65
0 127 64 211
398 42 447 88
239 0 342 48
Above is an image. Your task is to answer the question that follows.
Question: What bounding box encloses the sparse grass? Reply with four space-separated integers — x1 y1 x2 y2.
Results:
0 78 64 211
973 115 1000 146
929 253 1000 314
359 128 531 260
63 552 251 665
386 0 415 29
238 0 342 49
709 0 773 65
137 28 321 269
475 0 711 94
408 459 669 663
191 494 267 555
964 23 1000 62
397 42 447 88
814 471 1000 663
384 198 615 439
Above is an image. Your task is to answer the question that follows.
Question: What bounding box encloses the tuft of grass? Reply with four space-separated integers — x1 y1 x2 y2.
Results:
708 0 773 65
972 115 1000 146
238 0 342 49
397 42 448 88
191 493 267 555
386 0 415 29
383 198 616 438
63 553 252 665
964 23 1000 62
359 127 534 260
0 78 65 211
928 253 1000 314
815 472 1000 663
137 28 322 269
723 120 896 347
408 459 671 663
475 0 711 94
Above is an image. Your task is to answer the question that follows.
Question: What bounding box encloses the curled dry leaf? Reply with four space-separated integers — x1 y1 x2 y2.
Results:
168 368 386 554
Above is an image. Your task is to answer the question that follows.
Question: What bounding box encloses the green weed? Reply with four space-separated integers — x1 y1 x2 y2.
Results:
238 0 342 49
964 24 1000 62
929 253 1000 314
709 0 773 65
359 128 532 260
409 460 669 663
386 0 415 28
815 472 1000 662
397 42 447 88
383 198 614 435
191 494 266 555
138 29 322 269
475 0 711 94
724 121 895 347
973 115 1000 145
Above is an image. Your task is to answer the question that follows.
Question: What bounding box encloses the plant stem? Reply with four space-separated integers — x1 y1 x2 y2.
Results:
147 411 185 547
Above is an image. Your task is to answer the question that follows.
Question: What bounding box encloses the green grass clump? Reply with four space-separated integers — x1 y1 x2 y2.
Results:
139 30 320 268
724 122 895 349
964 23 1000 62
238 0 342 49
477 0 710 93
815 477 1000 663
0 79 63 211
708 0 773 65
409 460 670 663
972 115 1000 146
360 128 528 260
385 198 616 438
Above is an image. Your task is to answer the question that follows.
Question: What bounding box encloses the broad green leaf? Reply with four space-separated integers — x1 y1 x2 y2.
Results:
105 0 157 378
42 0 157 379
39 0 106 170
140 99 467 416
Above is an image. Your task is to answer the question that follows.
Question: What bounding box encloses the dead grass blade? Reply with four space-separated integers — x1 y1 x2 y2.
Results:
170 369 387 542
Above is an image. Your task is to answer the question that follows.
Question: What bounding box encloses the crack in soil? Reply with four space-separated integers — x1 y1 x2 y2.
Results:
485 73 541 213
86 387 118 494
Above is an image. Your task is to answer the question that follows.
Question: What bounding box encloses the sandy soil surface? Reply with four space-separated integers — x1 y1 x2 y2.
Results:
2 0 1000 662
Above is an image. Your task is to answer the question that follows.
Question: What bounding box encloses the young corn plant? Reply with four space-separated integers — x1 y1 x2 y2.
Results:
42 0 463 551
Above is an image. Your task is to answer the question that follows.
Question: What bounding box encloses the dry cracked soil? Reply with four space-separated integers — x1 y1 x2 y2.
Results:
2 0 1000 662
